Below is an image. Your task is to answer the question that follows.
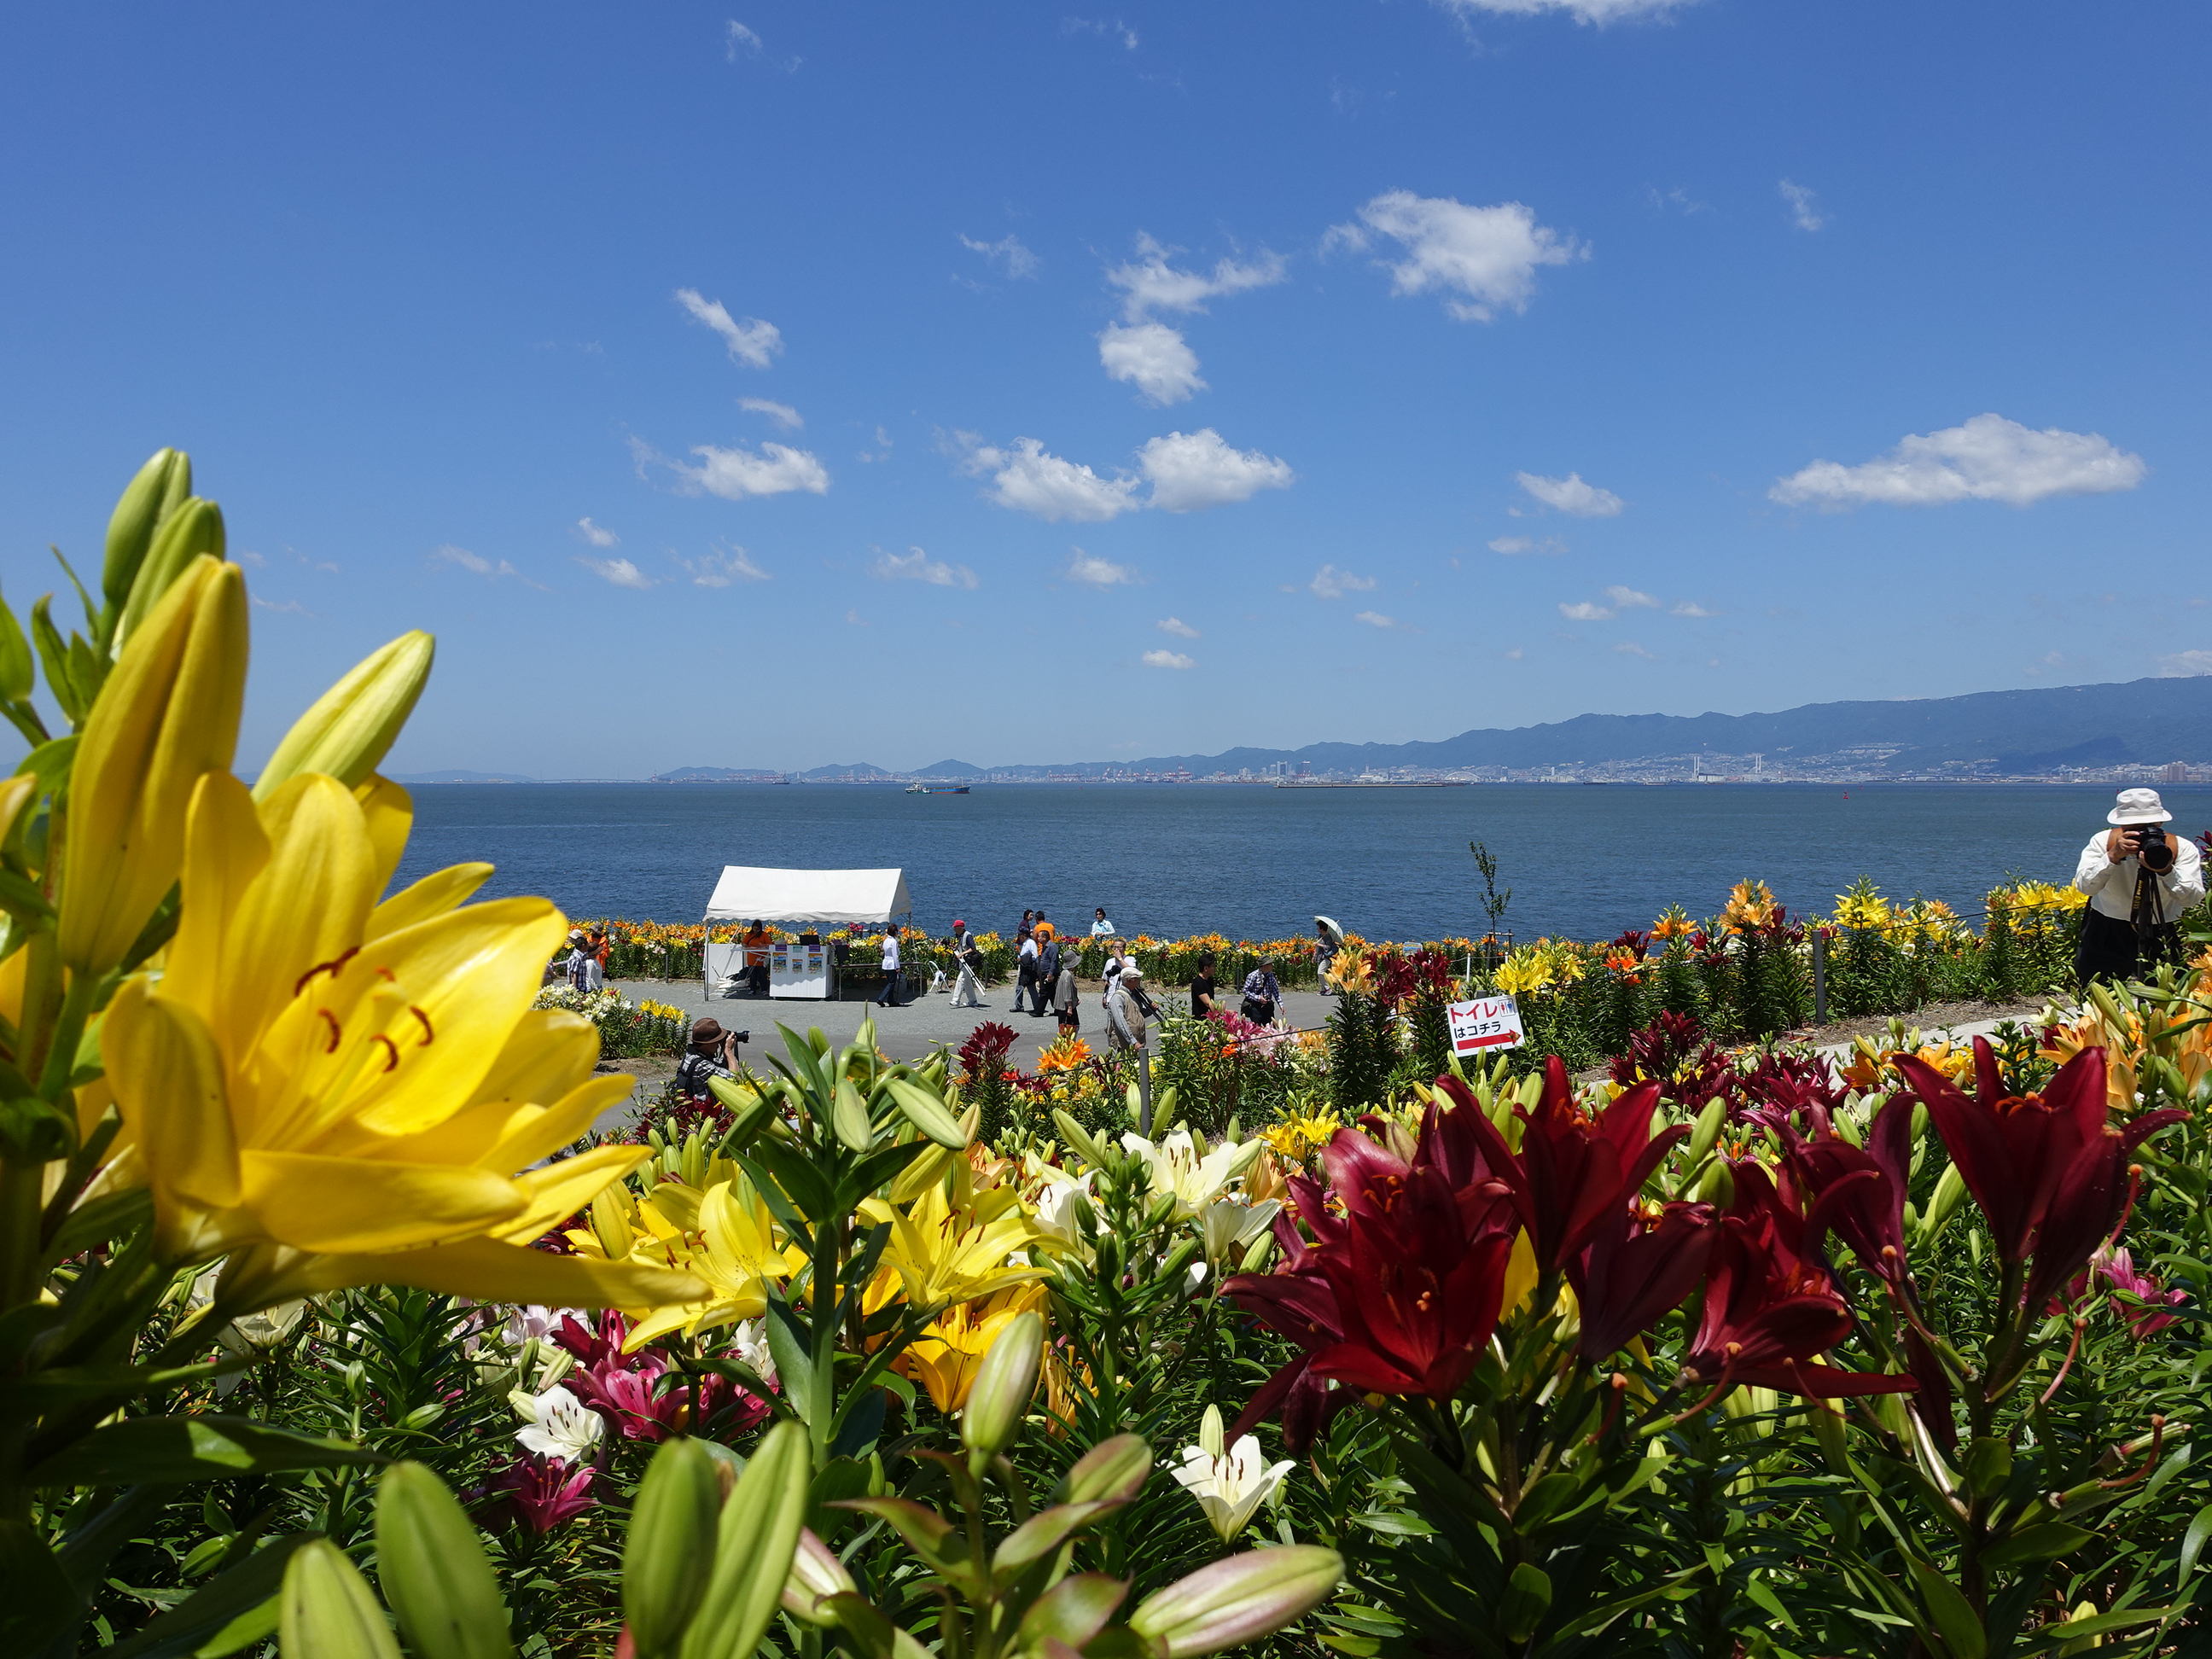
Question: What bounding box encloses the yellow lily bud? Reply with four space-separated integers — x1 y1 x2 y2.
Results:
102 448 192 615
114 497 224 650
962 1308 1043 1460
59 556 246 978
254 632 435 799
279 1538 403 1659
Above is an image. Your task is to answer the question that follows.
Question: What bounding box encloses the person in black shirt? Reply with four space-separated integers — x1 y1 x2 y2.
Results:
1190 952 1218 1019
676 1017 747 1103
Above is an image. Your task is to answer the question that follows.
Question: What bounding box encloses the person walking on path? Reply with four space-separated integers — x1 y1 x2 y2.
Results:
1034 911 1056 943
1091 906 1115 940
1037 931 1062 1010
875 928 904 1008
1101 937 1129 1005
1239 957 1284 1027
1052 952 1080 1036
1015 929 1043 1015
951 919 985 1008
562 930 604 993
2074 787 2205 985
1106 963 1150 1052
1314 917 1344 995
1189 951 1219 1019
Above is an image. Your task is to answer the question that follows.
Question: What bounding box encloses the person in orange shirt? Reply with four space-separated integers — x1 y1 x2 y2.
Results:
1033 911 1055 943
742 919 771 998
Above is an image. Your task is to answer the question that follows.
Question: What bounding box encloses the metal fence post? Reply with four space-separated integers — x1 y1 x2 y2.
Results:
1138 1046 1154 1136
1813 929 1829 1027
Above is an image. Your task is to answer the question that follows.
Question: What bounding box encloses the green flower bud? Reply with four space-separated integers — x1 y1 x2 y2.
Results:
962 1310 1043 1460
114 496 224 650
280 1538 402 1659
1128 1546 1342 1658
102 448 192 614
372 1462 513 1659
1921 1161 1969 1244
625 1437 724 1658
253 631 435 798
678 1420 810 1659
780 1528 856 1627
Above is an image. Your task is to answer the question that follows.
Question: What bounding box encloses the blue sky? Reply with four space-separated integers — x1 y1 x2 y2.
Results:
2 1 2205 776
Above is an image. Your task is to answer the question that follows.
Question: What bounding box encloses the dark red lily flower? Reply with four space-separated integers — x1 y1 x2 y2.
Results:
1609 1011 1739 1115
1574 1201 1718 1361
1222 1265 1354 1455
1896 1040 2183 1311
473 1453 597 1534
1448 1059 1686 1274
1778 1092 1914 1285
1377 946 1458 1007
1738 1051 1844 1136
1680 1162 1917 1400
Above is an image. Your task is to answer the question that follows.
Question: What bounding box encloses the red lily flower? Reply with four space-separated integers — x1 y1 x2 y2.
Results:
473 1453 598 1534
1895 1040 2183 1312
1681 1162 1917 1400
1575 1201 1719 1361
1778 1091 1914 1286
1447 1059 1686 1274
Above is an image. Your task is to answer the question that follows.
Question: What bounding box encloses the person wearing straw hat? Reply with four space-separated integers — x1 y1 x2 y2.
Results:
2073 787 2204 986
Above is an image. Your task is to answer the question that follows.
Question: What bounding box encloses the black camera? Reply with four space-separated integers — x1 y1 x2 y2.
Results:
2132 825 2175 870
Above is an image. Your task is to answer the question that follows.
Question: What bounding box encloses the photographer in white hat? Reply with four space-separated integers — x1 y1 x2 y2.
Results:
2072 788 2204 986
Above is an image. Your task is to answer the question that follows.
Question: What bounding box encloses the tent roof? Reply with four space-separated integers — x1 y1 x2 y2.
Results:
703 865 913 925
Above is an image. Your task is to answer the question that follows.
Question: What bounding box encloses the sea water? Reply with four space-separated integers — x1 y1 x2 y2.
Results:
392 782 2212 947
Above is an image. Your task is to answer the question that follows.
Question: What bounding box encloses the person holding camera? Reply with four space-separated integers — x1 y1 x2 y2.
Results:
676 1017 748 1105
2073 788 2204 986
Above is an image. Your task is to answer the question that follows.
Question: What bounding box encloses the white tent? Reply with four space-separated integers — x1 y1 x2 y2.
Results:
702 865 912 926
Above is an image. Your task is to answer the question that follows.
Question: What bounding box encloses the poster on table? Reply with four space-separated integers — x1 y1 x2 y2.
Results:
1447 993 1525 1055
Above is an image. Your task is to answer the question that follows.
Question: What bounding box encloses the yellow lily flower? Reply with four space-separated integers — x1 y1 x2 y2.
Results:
898 1283 1046 1416
618 1179 798 1348
100 767 701 1313
60 555 247 979
860 1178 1048 1310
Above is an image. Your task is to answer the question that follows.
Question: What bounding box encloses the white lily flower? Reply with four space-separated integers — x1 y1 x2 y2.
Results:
501 1305 571 1348
728 1317 779 1390
1121 1129 1260 1218
1031 1170 1097 1259
515 1384 603 1460
1171 1405 1295 1542
1200 1197 1280 1265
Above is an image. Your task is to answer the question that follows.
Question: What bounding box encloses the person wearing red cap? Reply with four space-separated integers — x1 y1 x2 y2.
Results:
950 918 984 1008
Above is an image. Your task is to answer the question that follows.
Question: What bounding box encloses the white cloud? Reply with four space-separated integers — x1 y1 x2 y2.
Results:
674 288 783 369
678 546 770 586
1435 0 1691 23
1516 471 1624 516
1066 550 1139 588
1604 585 1659 609
432 544 541 587
251 596 311 616
960 436 1141 522
1065 15 1139 47
1106 234 1286 322
725 19 761 58
1142 649 1195 670
633 437 830 500
2157 651 2212 678
845 608 866 626
1768 414 2149 510
1099 322 1206 405
1559 600 1613 621
1138 428 1295 512
1327 191 1582 322
575 517 619 547
577 556 656 590
1778 178 1825 232
1615 641 1659 660
1672 601 1718 617
1156 616 1200 638
874 546 979 589
738 397 803 430
1311 564 1378 600
1354 609 1410 630
1488 534 1569 556
959 233 1039 279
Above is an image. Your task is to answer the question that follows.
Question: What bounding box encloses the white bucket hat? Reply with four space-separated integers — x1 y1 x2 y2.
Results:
2108 787 2173 826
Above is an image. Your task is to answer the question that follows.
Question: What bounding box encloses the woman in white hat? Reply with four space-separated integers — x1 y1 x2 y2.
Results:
2072 788 2204 986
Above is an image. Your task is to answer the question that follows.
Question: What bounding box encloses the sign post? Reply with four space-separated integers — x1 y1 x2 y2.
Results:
1447 993 1527 1057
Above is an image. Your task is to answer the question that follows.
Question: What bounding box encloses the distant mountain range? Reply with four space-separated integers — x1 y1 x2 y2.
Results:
418 674 2212 783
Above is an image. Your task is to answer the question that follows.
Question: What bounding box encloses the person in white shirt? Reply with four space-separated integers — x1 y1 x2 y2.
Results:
561 930 604 994
951 920 984 1008
2072 788 2204 986
1091 907 1115 939
875 928 904 1008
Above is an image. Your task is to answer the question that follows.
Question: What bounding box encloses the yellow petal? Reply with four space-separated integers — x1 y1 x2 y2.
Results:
481 1074 634 1171
238 1149 523 1253
460 1010 602 1120
61 557 247 976
366 862 494 943
492 1143 652 1243
220 775 377 1057
164 771 270 1033
231 1237 707 1310
354 776 413 898
103 979 242 1210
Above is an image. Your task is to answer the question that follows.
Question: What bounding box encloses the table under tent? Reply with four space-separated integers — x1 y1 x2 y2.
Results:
700 864 915 1002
